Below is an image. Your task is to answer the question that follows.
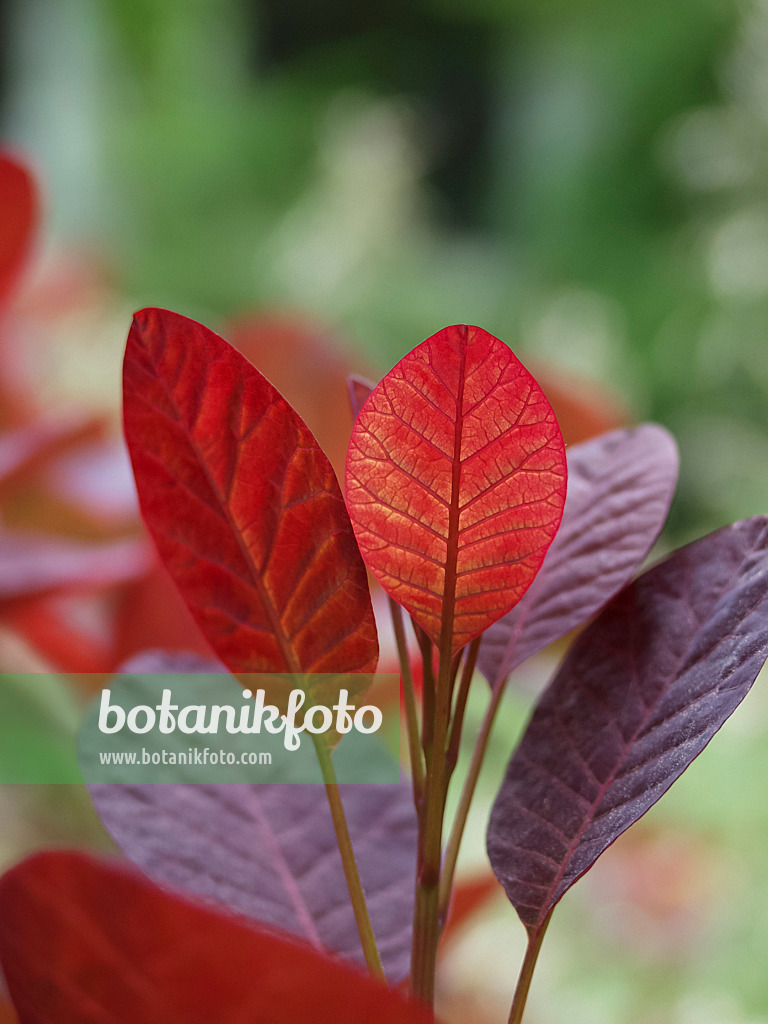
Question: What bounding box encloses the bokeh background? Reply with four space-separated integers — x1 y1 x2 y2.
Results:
1 1 768 1022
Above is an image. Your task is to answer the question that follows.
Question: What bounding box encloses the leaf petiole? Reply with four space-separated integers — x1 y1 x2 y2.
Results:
438 669 506 919
311 735 384 980
508 914 552 1024
389 598 425 804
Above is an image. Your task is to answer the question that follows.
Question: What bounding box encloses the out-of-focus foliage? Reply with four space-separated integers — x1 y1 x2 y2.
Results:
3 0 766 544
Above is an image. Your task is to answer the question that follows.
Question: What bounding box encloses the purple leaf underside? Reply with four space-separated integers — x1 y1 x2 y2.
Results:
90 652 416 982
487 516 768 935
91 782 416 981
479 424 679 687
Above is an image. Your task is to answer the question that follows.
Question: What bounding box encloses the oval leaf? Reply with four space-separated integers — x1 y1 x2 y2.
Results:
487 517 768 936
91 778 417 981
346 325 567 653
0 851 434 1024
89 652 415 980
479 425 679 686
123 308 378 674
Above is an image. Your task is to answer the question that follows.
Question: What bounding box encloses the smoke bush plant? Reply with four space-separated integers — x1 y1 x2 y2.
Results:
1 309 768 1023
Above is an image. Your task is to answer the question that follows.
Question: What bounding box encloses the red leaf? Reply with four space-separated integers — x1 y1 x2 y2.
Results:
487 517 768 937
3 596 113 673
0 153 37 309
0 415 106 499
112 562 216 667
123 308 378 674
225 314 375 483
0 534 151 602
346 325 567 653
0 851 434 1024
443 871 501 944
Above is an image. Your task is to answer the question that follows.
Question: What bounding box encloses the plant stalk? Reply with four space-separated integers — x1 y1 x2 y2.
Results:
445 636 481 784
439 672 506 917
389 597 425 803
313 735 384 979
508 915 552 1024
410 642 455 1005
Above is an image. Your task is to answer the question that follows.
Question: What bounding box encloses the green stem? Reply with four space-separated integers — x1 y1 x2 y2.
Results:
410 642 455 1005
313 735 384 979
389 598 425 803
415 624 436 763
508 915 552 1024
445 637 481 785
439 672 506 918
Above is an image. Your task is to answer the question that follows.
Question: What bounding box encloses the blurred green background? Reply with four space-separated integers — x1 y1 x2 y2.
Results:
2 1 768 1022
3 0 768 541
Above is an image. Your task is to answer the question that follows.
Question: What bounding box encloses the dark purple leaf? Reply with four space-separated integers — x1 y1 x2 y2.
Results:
487 517 768 937
91 781 417 981
479 425 679 686
90 649 416 980
347 374 374 419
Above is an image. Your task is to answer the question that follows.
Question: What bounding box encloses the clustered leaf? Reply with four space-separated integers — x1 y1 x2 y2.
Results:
1 301 766 1024
479 424 680 686
346 324 567 653
487 516 768 936
123 309 378 676
0 851 433 1024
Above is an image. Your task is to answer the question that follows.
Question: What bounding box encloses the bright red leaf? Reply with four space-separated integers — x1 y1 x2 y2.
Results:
0 850 434 1024
346 325 567 653
123 308 378 674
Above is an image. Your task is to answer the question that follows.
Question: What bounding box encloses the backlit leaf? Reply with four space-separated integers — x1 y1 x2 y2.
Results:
123 308 378 674
479 425 679 686
487 517 768 937
346 325 567 653
0 850 434 1024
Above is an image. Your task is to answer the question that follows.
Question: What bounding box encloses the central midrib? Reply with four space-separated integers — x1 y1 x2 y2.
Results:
151 348 302 675
438 332 468 657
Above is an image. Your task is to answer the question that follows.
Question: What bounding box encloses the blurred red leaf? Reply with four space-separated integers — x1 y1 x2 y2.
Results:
526 362 628 445
3 595 113 674
112 562 215 668
0 415 106 500
123 308 378 673
443 871 501 945
0 850 434 1024
346 325 567 654
0 153 37 310
226 314 374 482
0 534 151 603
